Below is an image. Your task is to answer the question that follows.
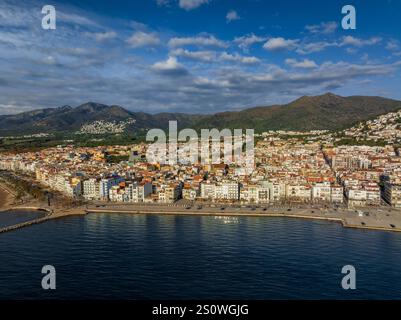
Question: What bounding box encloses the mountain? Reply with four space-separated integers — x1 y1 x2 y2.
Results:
1 94 401 135
0 103 133 134
189 93 401 131
0 102 202 135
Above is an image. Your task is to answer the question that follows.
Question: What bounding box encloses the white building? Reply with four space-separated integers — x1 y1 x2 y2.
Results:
215 182 239 201
346 188 367 207
200 183 216 199
266 182 285 202
312 182 331 202
331 185 344 203
83 178 100 200
286 184 312 202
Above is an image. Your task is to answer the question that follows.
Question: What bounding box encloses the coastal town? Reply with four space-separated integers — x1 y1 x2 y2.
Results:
0 117 400 210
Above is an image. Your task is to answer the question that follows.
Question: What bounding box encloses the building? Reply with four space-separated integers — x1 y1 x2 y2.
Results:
331 185 344 203
266 182 285 202
200 182 216 199
312 182 331 202
240 185 269 204
83 178 100 200
215 182 239 201
286 184 312 202
130 181 152 202
182 185 198 200
346 188 367 207
383 182 401 208
100 176 123 200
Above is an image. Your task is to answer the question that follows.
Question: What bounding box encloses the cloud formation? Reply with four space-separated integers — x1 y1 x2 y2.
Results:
226 10 240 23
305 21 338 34
285 58 318 69
234 34 267 52
168 35 227 48
0 0 400 115
126 31 160 48
152 56 189 76
263 37 299 51
179 0 210 10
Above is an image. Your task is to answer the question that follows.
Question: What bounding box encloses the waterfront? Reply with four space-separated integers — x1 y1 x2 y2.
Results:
1 213 401 299
0 210 45 229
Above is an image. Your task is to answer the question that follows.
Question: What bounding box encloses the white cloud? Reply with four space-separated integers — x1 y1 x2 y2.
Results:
346 47 358 54
296 36 382 55
171 49 259 64
285 58 318 69
168 35 227 48
2 0 401 115
226 10 240 23
305 21 338 34
57 11 101 28
386 40 400 51
88 31 117 42
341 36 382 47
152 56 188 76
234 34 267 51
263 37 299 51
220 52 260 64
179 0 210 10
171 48 216 62
296 41 338 54
126 31 160 48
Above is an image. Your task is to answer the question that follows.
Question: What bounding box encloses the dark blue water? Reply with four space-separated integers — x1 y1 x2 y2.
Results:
0 210 45 228
0 213 401 299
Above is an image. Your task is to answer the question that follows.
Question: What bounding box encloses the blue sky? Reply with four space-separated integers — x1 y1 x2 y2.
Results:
1 0 401 114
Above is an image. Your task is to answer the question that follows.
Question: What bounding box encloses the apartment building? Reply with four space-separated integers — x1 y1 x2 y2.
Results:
286 184 312 202
215 182 239 201
331 185 344 203
312 182 331 202
83 178 100 200
383 182 401 208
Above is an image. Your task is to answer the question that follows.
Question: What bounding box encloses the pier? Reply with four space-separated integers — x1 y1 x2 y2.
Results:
0 206 86 234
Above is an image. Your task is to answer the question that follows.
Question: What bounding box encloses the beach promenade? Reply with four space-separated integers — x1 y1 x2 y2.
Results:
1 200 401 234
86 202 401 232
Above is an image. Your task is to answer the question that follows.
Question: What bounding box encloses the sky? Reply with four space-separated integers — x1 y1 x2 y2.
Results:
1 0 401 115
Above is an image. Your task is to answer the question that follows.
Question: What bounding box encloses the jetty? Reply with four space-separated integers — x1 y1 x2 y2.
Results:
0 206 86 234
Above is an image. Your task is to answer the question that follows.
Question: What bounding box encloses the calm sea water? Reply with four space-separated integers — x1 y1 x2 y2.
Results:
0 213 401 300
0 210 45 229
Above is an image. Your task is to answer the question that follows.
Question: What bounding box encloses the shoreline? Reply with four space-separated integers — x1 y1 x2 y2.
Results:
1 201 401 234
0 183 16 210
85 206 401 233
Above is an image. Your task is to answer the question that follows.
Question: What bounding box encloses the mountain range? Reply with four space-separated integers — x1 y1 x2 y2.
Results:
1 93 401 135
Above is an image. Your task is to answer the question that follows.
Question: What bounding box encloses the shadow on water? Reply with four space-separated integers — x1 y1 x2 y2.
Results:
0 210 45 229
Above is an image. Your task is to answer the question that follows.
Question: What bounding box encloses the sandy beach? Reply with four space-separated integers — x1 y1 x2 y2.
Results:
0 183 15 210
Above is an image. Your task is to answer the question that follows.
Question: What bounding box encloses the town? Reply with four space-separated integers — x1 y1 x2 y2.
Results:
0 123 400 210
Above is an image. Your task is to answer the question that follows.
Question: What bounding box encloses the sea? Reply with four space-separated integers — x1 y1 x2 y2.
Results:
0 212 401 299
